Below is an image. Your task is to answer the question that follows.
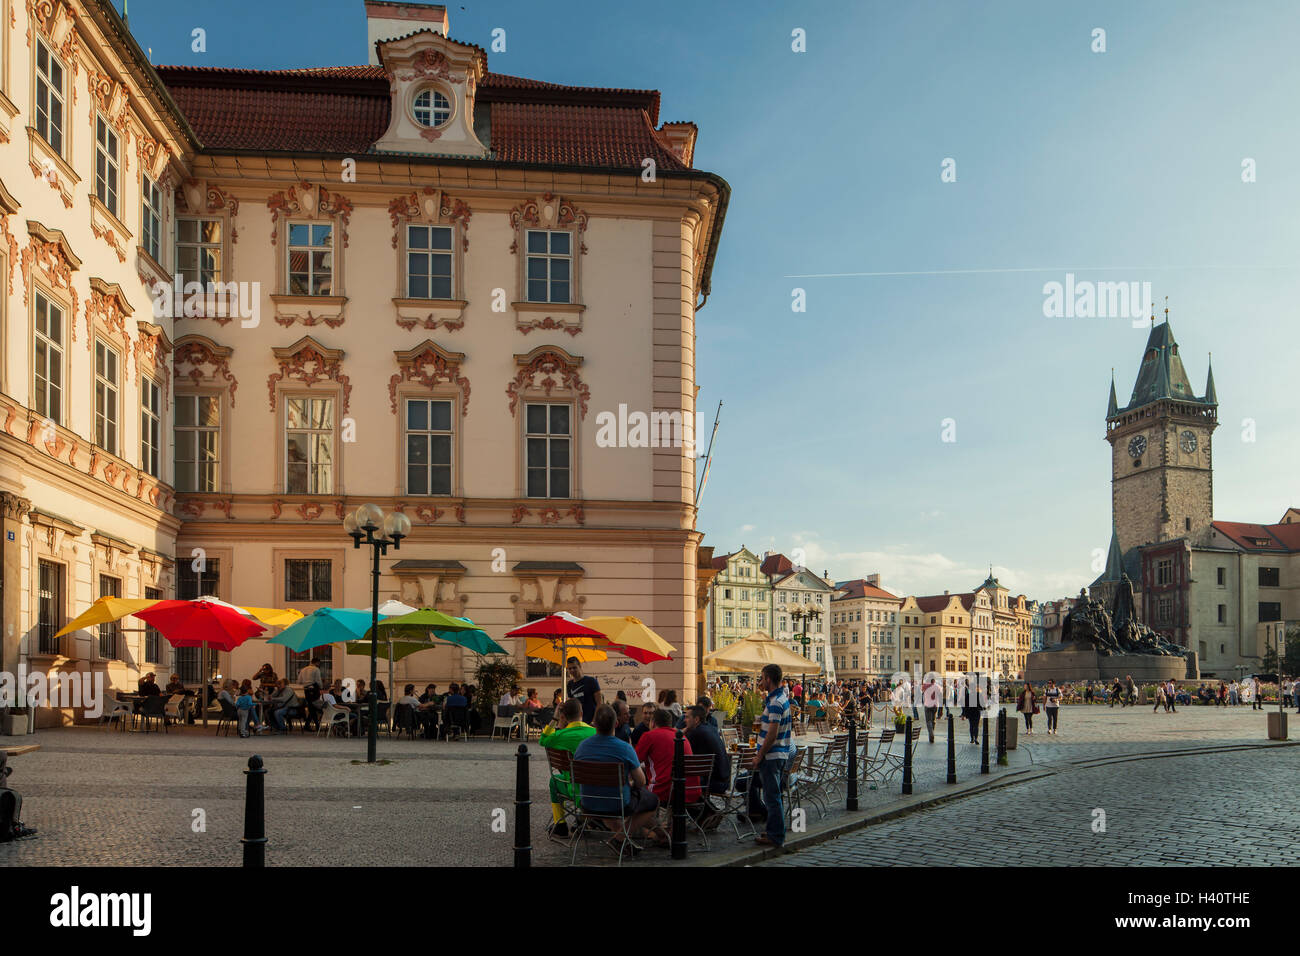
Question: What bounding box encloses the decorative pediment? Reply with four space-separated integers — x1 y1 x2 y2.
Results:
85 277 132 353
506 346 589 418
134 321 173 400
388 340 469 414
387 187 472 250
509 194 589 255
508 561 586 623
87 67 131 136
177 180 240 239
27 0 81 75
173 334 238 406
267 336 351 414
373 30 488 158
21 221 80 309
0 179 19 216
266 182 353 247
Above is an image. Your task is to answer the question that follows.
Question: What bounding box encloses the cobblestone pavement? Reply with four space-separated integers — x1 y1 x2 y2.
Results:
760 745 1300 868
0 703 1290 866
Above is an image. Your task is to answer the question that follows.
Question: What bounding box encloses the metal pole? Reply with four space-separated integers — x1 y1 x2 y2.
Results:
671 728 687 859
901 715 913 795
997 706 1008 765
368 538 380 764
946 713 957 784
241 754 266 867
846 698 858 810
513 743 531 867
980 716 990 774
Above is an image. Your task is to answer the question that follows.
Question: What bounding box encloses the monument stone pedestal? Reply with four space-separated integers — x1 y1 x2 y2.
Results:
1024 643 1197 684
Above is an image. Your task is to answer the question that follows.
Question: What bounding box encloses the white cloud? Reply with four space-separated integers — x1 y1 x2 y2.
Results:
739 523 755 533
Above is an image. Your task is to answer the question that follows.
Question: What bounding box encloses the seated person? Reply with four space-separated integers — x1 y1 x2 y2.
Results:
253 663 278 690
499 685 522 709
164 674 187 696
137 672 162 697
522 688 542 711
0 753 36 842
540 699 596 838
574 704 668 847
268 678 297 732
630 702 655 747
442 683 470 738
684 704 731 803
634 708 702 807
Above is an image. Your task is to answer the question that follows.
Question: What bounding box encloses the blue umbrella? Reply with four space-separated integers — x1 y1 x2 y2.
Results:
268 607 380 653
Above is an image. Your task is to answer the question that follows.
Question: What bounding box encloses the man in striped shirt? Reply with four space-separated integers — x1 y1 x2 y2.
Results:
749 663 794 847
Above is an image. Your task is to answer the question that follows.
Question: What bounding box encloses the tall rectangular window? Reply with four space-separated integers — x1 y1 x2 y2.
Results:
407 224 452 298
35 39 64 155
175 558 219 683
1259 602 1282 623
1155 559 1173 586
95 115 120 217
98 575 121 660
1259 567 1280 588
405 398 452 495
142 176 163 263
525 230 571 303
94 340 120 454
285 397 334 494
175 395 219 491
141 378 162 477
285 559 332 603
1216 567 1226 586
33 292 64 423
525 402 570 498
176 218 222 286
37 561 63 655
144 587 162 663
287 222 333 295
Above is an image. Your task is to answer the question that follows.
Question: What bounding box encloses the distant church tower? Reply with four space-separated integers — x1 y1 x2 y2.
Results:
1103 310 1218 565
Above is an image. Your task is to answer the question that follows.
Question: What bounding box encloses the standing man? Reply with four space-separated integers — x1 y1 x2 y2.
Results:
565 657 603 724
749 663 794 849
1124 674 1137 707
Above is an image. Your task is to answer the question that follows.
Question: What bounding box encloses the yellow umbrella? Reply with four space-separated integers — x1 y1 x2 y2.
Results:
703 631 824 675
54 597 161 638
238 606 304 628
525 636 607 665
581 615 675 663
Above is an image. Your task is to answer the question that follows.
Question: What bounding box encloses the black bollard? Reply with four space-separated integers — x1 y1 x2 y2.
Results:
980 717 990 774
671 729 687 860
241 754 267 867
901 716 913 795
513 743 531 868
847 702 859 811
997 708 1008 766
946 713 957 784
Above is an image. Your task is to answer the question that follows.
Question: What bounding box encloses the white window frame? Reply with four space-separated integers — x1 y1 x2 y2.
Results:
34 38 65 156
284 395 335 494
93 338 120 455
412 88 451 128
524 229 572 304
286 221 334 296
33 291 65 425
94 114 120 218
176 217 223 286
142 175 163 264
403 397 454 496
524 401 572 499
405 224 454 300
140 377 162 478
174 393 220 492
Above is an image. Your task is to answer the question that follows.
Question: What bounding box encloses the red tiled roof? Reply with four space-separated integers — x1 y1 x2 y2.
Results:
832 578 900 602
760 553 794 577
1213 521 1300 552
710 551 736 570
154 63 688 170
914 595 957 613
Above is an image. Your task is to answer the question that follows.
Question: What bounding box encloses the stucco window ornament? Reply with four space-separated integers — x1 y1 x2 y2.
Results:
509 193 588 335
505 345 589 419
84 277 131 358
173 334 237 406
387 340 469 415
267 336 351 416
266 181 353 248
21 221 79 321
26 0 80 74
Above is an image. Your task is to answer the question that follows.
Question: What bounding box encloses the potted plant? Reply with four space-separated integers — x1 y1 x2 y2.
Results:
712 684 739 725
892 706 908 731
739 689 764 730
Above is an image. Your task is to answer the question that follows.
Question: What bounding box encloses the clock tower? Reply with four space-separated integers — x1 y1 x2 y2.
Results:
1105 317 1218 555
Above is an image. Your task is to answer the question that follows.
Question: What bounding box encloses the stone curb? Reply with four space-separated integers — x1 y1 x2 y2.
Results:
705 738 1299 868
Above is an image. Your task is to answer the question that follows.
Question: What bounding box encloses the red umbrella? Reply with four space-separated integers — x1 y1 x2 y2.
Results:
504 612 608 700
133 599 266 653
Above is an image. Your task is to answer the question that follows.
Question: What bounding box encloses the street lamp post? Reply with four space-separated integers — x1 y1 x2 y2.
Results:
789 605 822 704
344 503 410 764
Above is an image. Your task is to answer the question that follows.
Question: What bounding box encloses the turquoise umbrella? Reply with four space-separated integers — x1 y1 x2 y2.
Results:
269 607 379 653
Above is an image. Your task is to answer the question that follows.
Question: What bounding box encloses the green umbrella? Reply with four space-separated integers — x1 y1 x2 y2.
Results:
269 607 377 652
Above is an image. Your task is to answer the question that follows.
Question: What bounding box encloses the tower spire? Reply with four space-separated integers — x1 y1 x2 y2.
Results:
1205 352 1218 405
1107 368 1118 417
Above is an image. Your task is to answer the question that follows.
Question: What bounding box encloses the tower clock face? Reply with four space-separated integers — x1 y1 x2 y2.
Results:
1180 430 1198 454
1128 435 1147 458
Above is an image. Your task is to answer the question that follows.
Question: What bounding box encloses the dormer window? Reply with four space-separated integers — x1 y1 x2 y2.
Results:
413 89 451 128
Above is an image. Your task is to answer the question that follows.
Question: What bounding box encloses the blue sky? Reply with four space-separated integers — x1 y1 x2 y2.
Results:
123 0 1300 600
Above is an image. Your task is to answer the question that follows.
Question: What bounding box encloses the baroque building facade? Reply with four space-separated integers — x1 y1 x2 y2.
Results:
0 0 728 723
